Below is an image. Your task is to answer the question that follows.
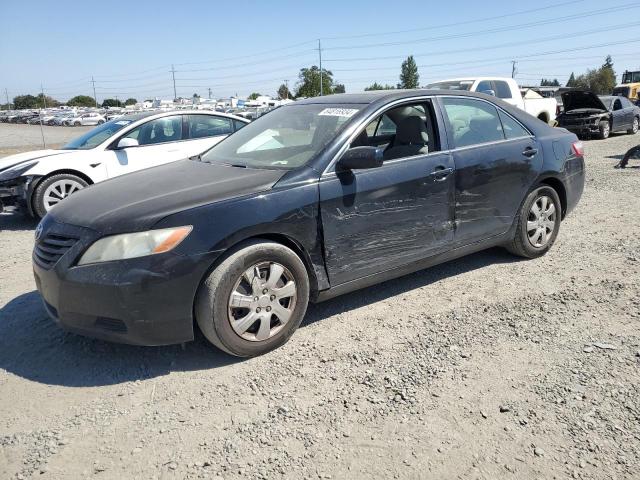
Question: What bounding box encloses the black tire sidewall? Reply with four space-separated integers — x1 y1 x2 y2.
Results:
197 242 310 357
516 186 562 257
33 174 88 218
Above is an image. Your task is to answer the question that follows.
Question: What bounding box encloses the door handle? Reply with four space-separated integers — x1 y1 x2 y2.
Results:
522 147 538 158
429 166 454 181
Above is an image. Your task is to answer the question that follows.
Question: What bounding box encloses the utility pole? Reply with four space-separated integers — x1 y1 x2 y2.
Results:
40 83 47 109
171 64 177 101
4 88 10 110
91 76 98 107
511 60 518 79
318 39 323 96
208 87 212 99
284 79 289 99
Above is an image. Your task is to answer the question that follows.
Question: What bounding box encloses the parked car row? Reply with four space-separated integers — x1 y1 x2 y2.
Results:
0 109 107 126
0 90 588 357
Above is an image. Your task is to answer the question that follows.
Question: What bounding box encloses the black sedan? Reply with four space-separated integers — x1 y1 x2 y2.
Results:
557 90 640 139
33 90 585 357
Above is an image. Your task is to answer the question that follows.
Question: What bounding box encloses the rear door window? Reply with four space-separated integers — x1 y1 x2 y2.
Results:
498 110 530 139
188 115 233 139
441 97 505 148
494 81 512 99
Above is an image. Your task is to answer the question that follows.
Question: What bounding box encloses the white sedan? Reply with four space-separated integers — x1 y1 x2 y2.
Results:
0 110 249 217
63 112 106 126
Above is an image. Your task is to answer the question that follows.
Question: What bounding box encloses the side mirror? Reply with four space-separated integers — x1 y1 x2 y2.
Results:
337 146 383 171
480 89 496 97
116 138 139 149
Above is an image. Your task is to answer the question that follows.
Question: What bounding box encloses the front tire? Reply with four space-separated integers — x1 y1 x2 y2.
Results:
598 120 610 139
506 185 561 259
33 174 88 218
195 240 310 357
628 117 639 135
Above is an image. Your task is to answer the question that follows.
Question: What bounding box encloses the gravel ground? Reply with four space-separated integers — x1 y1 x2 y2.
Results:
0 132 639 480
0 123 92 157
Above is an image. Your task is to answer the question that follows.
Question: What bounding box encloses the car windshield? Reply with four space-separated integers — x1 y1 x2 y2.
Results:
61 119 133 150
199 103 363 170
426 80 474 91
599 96 614 109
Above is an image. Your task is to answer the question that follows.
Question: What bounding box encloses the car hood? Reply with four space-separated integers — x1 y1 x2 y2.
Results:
561 90 608 112
0 149 69 172
49 159 287 234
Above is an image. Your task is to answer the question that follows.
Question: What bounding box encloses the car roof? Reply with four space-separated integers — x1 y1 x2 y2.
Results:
118 109 249 123
293 89 497 105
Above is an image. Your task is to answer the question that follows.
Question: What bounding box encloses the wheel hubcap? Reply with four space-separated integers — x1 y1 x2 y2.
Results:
43 179 84 211
228 261 297 342
633 119 638 133
527 195 556 248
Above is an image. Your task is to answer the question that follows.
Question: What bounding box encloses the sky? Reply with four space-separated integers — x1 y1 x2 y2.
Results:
1 0 640 103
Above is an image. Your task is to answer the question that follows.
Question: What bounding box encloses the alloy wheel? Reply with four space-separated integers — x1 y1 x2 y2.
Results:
42 179 84 211
526 195 557 248
227 261 297 342
633 118 639 133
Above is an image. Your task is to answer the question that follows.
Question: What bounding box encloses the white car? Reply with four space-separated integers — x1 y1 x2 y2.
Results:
64 112 106 126
0 110 249 217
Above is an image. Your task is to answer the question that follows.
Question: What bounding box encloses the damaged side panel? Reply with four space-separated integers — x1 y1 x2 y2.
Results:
318 152 455 286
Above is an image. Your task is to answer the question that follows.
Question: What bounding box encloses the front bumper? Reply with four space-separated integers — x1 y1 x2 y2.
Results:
558 122 600 136
0 176 38 214
32 217 220 346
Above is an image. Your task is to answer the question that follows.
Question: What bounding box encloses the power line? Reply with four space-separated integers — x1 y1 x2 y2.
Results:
324 22 640 62
323 2 639 51
321 0 585 40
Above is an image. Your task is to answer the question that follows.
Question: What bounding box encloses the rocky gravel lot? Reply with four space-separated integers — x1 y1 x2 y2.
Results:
1 132 639 479
0 123 92 156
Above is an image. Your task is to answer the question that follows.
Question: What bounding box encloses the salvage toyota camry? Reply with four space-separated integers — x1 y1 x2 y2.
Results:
33 90 585 357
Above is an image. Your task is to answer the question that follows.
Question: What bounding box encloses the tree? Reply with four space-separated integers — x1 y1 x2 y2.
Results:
124 98 137 106
566 72 576 87
277 84 291 100
573 56 616 95
540 78 560 87
248 92 262 100
294 66 335 98
13 95 39 109
333 84 346 94
67 95 96 107
102 98 122 108
399 55 419 89
365 82 396 91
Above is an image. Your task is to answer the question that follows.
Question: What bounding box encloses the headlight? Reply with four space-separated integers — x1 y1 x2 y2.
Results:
0 161 38 182
78 226 192 265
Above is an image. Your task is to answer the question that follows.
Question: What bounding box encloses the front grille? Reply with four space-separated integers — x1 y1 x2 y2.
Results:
34 233 78 269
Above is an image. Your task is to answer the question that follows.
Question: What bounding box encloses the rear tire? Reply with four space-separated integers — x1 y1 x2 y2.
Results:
598 120 610 139
33 173 88 218
628 117 639 135
505 185 561 259
73 121 81 126
195 240 310 357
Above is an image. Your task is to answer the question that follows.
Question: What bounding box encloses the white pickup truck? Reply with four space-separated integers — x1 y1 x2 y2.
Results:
427 77 557 125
